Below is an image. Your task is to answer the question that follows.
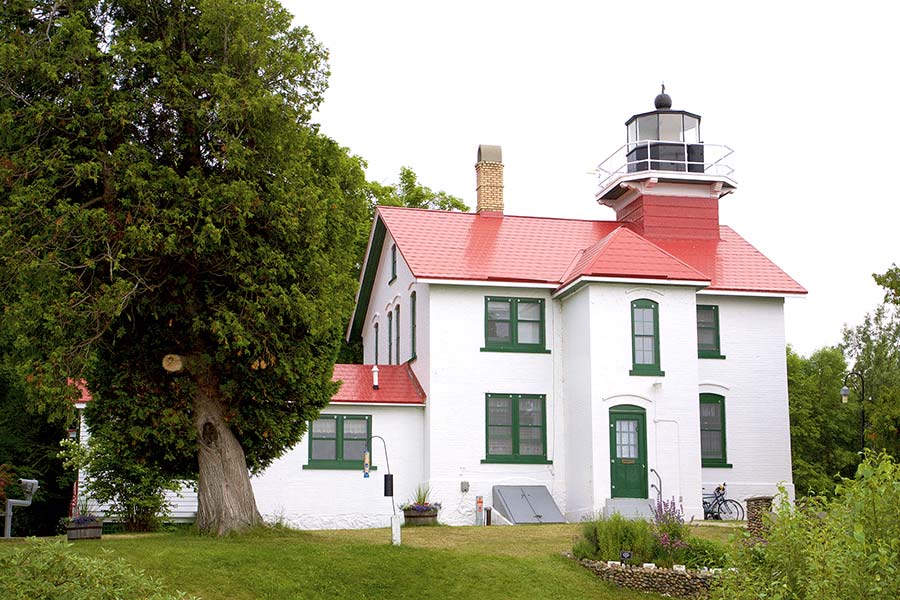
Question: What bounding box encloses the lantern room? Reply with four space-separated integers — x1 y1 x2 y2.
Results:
625 86 703 174
595 86 736 203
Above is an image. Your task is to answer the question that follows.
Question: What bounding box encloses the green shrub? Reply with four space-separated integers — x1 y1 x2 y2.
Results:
682 535 728 569
573 513 658 564
713 451 900 599
0 539 198 600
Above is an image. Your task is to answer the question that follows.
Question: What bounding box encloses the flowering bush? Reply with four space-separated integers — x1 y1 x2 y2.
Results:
67 514 102 526
399 484 441 512
653 497 690 565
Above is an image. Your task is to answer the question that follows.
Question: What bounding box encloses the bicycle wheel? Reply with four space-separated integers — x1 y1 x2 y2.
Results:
718 499 744 521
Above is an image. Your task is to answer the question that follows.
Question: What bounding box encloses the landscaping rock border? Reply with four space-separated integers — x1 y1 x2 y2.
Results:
578 558 716 598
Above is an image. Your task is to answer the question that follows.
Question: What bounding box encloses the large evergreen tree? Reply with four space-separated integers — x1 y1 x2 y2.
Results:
0 0 367 534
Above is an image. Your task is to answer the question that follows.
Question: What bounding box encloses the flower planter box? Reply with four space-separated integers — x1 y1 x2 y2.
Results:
67 524 102 540
403 509 438 526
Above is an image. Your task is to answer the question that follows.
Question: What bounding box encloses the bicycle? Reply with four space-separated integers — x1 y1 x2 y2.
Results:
702 482 745 520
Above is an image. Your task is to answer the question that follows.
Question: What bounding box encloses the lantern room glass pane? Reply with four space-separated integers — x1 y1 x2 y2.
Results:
627 120 637 144
637 115 658 141
659 113 683 142
684 116 700 143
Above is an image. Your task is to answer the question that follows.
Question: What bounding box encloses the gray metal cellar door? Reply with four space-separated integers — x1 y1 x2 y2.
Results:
492 485 565 524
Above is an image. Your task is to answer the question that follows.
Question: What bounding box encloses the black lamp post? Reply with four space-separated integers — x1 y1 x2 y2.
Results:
840 371 866 455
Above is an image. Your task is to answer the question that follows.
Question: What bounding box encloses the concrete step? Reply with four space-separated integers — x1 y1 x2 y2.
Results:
602 498 654 520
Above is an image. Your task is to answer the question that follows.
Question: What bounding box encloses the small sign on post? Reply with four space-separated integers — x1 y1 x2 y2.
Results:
475 495 484 526
363 450 370 478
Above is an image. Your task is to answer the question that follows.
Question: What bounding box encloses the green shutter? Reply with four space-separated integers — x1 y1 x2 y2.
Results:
387 311 392 365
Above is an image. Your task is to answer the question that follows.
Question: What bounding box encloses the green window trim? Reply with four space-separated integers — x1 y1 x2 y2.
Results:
387 311 393 365
304 414 377 470
700 394 731 468
630 299 664 376
410 292 417 360
697 305 726 359
389 244 397 283
482 393 551 464
395 304 401 364
481 296 550 353
374 322 379 365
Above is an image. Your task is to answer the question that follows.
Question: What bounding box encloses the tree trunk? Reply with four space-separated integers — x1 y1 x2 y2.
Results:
192 364 262 535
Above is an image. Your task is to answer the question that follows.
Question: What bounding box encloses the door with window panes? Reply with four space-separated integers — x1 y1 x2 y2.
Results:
609 405 648 498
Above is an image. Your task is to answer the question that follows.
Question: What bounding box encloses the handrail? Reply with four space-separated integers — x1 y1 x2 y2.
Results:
649 468 663 505
595 141 735 196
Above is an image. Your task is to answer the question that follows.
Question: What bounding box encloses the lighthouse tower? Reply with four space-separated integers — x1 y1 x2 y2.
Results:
596 87 737 240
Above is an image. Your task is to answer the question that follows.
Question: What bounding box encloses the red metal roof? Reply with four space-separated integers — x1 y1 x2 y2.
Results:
331 363 425 405
376 206 806 295
561 227 708 287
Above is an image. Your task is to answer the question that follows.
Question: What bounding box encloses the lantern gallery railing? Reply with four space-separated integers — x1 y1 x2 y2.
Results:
595 141 735 196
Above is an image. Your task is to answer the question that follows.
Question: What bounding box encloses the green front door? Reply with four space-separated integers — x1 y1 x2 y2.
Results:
609 405 648 499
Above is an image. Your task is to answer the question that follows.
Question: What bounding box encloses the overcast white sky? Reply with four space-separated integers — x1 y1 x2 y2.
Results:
285 1 899 356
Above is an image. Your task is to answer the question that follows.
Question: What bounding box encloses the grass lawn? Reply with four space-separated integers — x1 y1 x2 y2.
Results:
0 523 681 600
1 521 743 599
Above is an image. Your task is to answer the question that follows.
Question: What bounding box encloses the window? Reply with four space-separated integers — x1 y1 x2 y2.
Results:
483 393 551 464
700 394 731 468
374 322 379 364
390 244 397 283
304 414 375 470
395 304 400 364
630 299 664 376
482 297 549 353
410 292 417 359
387 311 393 365
697 305 725 359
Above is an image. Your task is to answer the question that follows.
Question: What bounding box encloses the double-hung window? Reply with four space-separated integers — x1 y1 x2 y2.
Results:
387 311 393 365
390 244 397 283
700 394 730 468
697 305 725 359
374 322 379 364
304 414 374 470
483 393 550 464
630 299 664 376
482 297 549 353
395 305 401 364
410 292 417 360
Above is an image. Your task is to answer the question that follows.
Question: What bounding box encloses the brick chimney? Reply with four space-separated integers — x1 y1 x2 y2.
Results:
475 145 503 214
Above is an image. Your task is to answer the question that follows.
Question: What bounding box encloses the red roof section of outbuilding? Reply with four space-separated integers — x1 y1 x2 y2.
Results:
331 363 425 405
377 206 806 295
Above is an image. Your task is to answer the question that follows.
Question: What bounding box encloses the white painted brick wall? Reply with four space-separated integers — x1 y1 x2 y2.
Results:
252 404 424 529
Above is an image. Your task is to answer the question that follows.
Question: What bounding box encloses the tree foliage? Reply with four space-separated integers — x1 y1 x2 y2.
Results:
842 303 900 457
0 366 73 536
368 167 469 213
713 452 900 600
0 0 368 533
874 262 900 305
786 345 857 495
